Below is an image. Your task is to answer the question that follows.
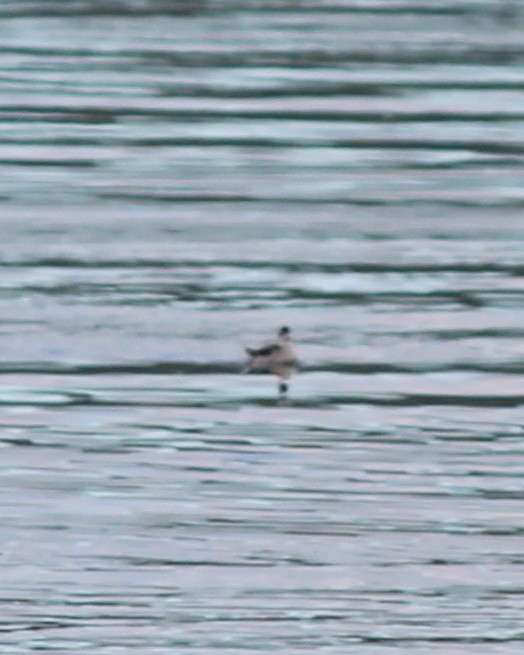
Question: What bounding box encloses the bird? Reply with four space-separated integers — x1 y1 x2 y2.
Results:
243 326 298 401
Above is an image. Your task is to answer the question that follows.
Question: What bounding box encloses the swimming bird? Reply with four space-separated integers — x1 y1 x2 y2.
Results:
244 326 298 400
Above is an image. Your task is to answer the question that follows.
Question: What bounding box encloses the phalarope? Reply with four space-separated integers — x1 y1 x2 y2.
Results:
244 326 298 400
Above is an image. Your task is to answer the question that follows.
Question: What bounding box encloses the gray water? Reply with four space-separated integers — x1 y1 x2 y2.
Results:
1 1 524 653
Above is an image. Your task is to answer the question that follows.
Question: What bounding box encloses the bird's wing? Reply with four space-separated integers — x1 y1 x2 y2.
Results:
245 343 281 357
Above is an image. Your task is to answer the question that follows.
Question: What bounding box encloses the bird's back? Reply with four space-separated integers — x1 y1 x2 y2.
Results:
244 334 297 377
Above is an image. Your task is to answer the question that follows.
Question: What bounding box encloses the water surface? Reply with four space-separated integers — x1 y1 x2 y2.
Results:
1 1 524 653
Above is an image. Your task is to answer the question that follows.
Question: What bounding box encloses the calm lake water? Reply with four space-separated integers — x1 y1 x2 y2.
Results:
1 1 524 653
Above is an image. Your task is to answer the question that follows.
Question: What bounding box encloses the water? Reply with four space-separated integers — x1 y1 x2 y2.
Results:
1 1 524 652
